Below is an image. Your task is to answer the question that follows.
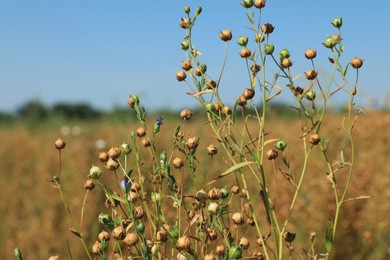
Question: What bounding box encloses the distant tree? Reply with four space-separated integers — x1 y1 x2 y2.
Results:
52 103 102 120
17 100 49 121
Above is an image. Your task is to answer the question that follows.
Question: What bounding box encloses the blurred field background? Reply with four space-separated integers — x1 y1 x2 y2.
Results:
0 104 389 259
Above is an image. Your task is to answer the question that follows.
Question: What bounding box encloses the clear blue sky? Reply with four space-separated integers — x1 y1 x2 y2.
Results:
1 1 389 113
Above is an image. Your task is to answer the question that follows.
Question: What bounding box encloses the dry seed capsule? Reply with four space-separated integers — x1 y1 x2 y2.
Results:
214 101 223 112
98 151 109 162
204 254 216 260
305 48 317 59
252 251 265 260
305 69 317 80
237 95 247 107
351 57 363 69
156 230 168 242
127 96 135 108
283 231 296 242
106 158 119 171
136 127 146 137
266 149 278 160
215 245 226 256
177 253 188 260
262 23 274 34
54 138 66 150
130 182 141 192
251 63 261 73
84 179 95 190
243 88 255 100
133 205 144 219
180 109 193 120
310 231 317 242
112 226 126 240
281 58 293 69
309 134 321 145
207 79 217 89
176 70 187 82
219 29 232 41
254 0 266 8
196 189 208 202
230 185 240 194
223 105 232 116
208 187 221 200
332 34 341 43
206 144 218 156
176 236 191 251
186 137 199 149
123 232 139 247
239 237 250 249
207 228 218 240
98 230 110 242
180 18 191 29
108 146 121 159
142 138 151 148
173 157 184 169
181 60 192 71
232 212 245 225
240 47 251 58
255 33 265 43
91 240 102 255
208 202 219 215
89 165 103 179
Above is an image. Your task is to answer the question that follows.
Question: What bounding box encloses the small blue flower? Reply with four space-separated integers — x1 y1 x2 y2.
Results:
120 180 130 191
156 116 163 126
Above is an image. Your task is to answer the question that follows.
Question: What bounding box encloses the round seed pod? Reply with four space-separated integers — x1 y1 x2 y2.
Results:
254 0 266 8
91 240 102 255
351 57 363 69
180 109 193 120
215 245 226 256
176 70 187 81
283 231 296 243
186 137 199 149
206 144 218 156
243 88 255 100
251 63 261 73
54 138 66 150
204 253 216 260
232 212 245 225
207 79 217 89
281 58 293 68
98 151 109 162
108 146 121 159
123 232 139 247
305 48 317 59
309 134 321 145
207 228 218 241
240 47 251 58
173 157 184 169
177 253 189 260
266 149 278 160
176 236 191 251
239 237 250 249
106 158 119 171
214 102 223 112
208 187 221 200
219 29 232 41
112 226 126 240
196 189 208 202
136 127 146 137
156 230 168 242
180 18 191 29
181 60 192 71
305 69 317 80
127 96 135 108
237 95 247 107
230 185 240 194
133 205 144 219
255 33 265 43
84 179 95 190
332 34 341 43
223 106 232 116
142 138 151 148
98 230 110 242
252 251 265 260
48 256 60 260
262 23 274 34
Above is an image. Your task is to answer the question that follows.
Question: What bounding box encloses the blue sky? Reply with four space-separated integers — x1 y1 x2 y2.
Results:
1 1 389 113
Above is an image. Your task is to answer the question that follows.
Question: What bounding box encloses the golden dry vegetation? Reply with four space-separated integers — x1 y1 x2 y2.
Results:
1 111 389 259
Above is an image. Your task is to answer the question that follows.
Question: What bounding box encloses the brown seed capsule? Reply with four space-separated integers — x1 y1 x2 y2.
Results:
214 101 223 112
180 18 191 29
255 33 265 43
230 185 240 194
208 187 221 200
219 29 232 41
266 149 278 160
156 230 168 242
351 57 363 69
305 69 317 80
146 239 154 249
332 34 341 43
310 231 316 242
254 0 266 8
237 95 247 107
204 254 216 260
240 47 251 58
91 240 102 255
106 158 119 170
294 87 304 96
133 205 144 219
186 137 199 149
181 60 192 71
207 80 217 89
305 48 317 59
196 189 208 202
207 228 218 240
176 70 187 81
173 157 184 169
54 138 66 150
251 63 261 73
98 151 109 162
309 134 321 145
215 245 226 256
136 127 146 137
112 226 126 240
130 182 141 192
281 58 293 68
252 251 265 260
243 88 255 100
262 23 274 34
223 105 232 116
142 138 151 148
98 230 110 242
283 231 296 243
232 212 245 225
127 96 135 108
187 209 195 220
206 144 218 156
108 146 121 159
195 67 203 76
176 236 191 250
180 109 193 120
123 232 139 247
84 179 95 190
239 237 250 249
128 191 140 202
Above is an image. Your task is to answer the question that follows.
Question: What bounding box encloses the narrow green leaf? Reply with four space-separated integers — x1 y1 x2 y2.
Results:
207 161 258 185
325 219 334 252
